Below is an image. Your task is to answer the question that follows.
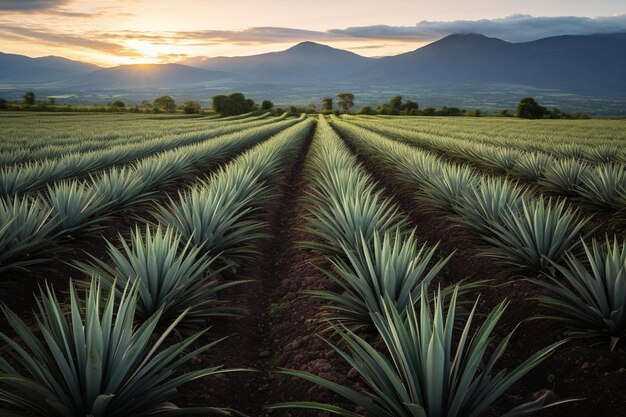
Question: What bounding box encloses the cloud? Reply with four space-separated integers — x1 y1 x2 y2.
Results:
96 14 626 47
329 14 626 43
0 25 141 56
169 27 344 44
0 0 69 10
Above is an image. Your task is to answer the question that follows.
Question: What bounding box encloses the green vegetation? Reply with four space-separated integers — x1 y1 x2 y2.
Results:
0 111 624 415
0 279 236 416
212 92 256 116
274 287 571 417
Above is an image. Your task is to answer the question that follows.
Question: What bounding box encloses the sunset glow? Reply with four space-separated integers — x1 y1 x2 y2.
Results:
0 0 624 66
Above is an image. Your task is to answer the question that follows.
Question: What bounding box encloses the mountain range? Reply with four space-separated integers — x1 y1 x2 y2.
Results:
1 32 626 98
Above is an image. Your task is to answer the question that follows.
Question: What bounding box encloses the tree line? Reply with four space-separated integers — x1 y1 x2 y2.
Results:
0 91 590 119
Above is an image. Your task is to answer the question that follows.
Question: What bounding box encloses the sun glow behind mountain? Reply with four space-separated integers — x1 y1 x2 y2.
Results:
0 0 624 66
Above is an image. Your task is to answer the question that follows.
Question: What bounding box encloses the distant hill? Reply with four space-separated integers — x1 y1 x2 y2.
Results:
358 32 626 95
0 53 100 83
181 41 375 83
1 33 625 101
54 63 231 90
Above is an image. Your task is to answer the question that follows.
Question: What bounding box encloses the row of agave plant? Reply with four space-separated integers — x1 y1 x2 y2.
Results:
270 117 573 416
0 116 303 272
0 117 233 166
0 113 282 195
0 118 315 416
332 117 626 351
358 115 626 164
347 117 626 211
0 111 266 166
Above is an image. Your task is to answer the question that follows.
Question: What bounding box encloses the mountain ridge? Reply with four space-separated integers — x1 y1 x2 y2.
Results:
1 33 625 96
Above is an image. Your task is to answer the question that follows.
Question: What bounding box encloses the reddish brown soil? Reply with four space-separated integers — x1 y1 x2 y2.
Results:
176 125 354 415
338 127 626 417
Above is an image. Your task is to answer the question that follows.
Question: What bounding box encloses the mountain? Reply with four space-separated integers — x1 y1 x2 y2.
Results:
181 41 375 83
56 63 231 90
360 32 626 95
0 53 100 83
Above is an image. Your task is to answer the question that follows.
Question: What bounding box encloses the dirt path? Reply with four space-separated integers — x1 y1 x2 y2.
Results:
177 121 351 415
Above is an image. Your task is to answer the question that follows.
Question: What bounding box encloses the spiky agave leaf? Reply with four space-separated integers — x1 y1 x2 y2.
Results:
47 179 112 232
156 168 268 271
304 172 407 258
419 164 478 213
90 166 151 211
272 287 573 417
540 158 589 196
76 224 246 327
483 196 589 272
312 229 454 331
0 279 241 417
532 236 626 350
576 163 626 210
455 177 524 235
0 194 58 272
512 153 552 181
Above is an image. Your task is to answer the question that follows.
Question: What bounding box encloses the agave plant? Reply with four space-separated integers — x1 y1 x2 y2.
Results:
587 145 620 164
156 167 267 271
419 164 478 212
0 194 57 272
47 180 111 231
0 160 56 195
0 279 239 417
576 163 626 210
532 236 626 350
483 196 589 272
480 148 521 172
77 224 244 327
305 171 407 257
312 229 452 330
512 153 552 181
455 177 524 235
91 166 151 211
273 286 571 417
540 158 589 196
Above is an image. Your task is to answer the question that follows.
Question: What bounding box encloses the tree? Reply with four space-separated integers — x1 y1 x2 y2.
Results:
182 100 202 114
261 100 274 111
378 96 419 115
438 106 462 116
357 105 377 115
402 100 419 114
422 106 436 116
337 93 355 114
308 101 317 112
498 109 511 117
321 97 333 112
0 98 7 109
109 100 125 109
46 97 57 105
212 93 254 116
23 91 36 105
515 97 548 119
153 96 176 112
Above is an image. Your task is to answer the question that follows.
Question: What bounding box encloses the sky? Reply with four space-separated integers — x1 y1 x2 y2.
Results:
0 0 625 66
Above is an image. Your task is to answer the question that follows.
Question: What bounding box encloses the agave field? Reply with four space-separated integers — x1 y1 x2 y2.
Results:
0 111 625 417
